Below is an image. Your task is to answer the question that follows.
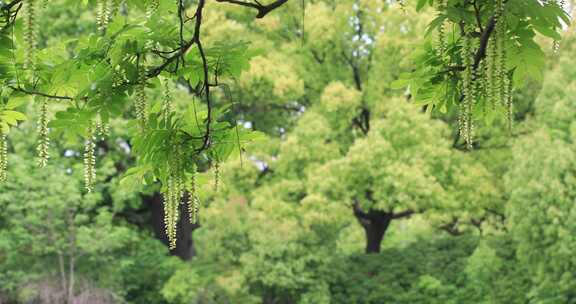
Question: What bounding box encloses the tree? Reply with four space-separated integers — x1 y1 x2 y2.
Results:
505 32 576 302
309 97 500 253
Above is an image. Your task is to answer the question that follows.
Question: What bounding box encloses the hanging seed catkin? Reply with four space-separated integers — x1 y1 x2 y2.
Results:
37 98 50 168
84 123 97 192
24 0 37 72
0 132 7 182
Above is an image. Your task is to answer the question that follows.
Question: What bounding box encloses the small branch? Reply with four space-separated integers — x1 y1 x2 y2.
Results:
473 17 496 70
352 201 370 220
8 85 74 100
177 0 186 65
472 0 484 32
352 117 368 134
215 0 289 18
1 0 23 11
148 40 194 78
191 0 213 151
391 210 414 219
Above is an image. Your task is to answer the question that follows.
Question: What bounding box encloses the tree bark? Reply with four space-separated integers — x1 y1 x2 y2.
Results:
145 192 200 260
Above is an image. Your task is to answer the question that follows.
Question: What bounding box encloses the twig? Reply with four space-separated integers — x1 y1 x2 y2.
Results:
8 85 75 100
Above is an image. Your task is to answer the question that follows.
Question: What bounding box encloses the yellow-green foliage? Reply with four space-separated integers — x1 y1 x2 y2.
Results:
320 82 362 114
310 101 452 213
304 2 340 47
239 54 304 101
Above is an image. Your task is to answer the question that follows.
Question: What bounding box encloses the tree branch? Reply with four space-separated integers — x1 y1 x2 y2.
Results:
391 210 414 219
193 0 213 151
1 0 22 11
473 17 496 71
352 201 370 220
215 0 290 18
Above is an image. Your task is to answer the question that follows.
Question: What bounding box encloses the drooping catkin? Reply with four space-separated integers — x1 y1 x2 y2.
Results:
187 168 200 224
36 98 50 168
96 0 111 33
504 76 513 131
213 161 220 192
135 61 148 129
0 132 7 182
24 0 37 72
95 119 109 140
486 35 497 107
460 26 475 150
437 0 447 57
163 175 179 250
163 144 186 249
83 123 97 192
162 78 173 122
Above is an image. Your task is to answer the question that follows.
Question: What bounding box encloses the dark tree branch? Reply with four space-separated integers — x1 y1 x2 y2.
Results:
352 201 370 221
1 0 22 11
193 0 213 152
215 0 290 18
439 219 464 236
472 0 484 32
473 17 496 71
352 117 368 134
391 210 414 219
177 0 187 67
0 0 21 31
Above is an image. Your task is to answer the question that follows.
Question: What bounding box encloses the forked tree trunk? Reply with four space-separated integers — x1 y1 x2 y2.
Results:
363 213 392 254
353 202 414 254
146 192 200 260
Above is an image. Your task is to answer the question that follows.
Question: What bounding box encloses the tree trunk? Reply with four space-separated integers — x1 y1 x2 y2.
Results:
363 213 392 254
353 203 414 254
145 192 199 260
355 208 392 254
